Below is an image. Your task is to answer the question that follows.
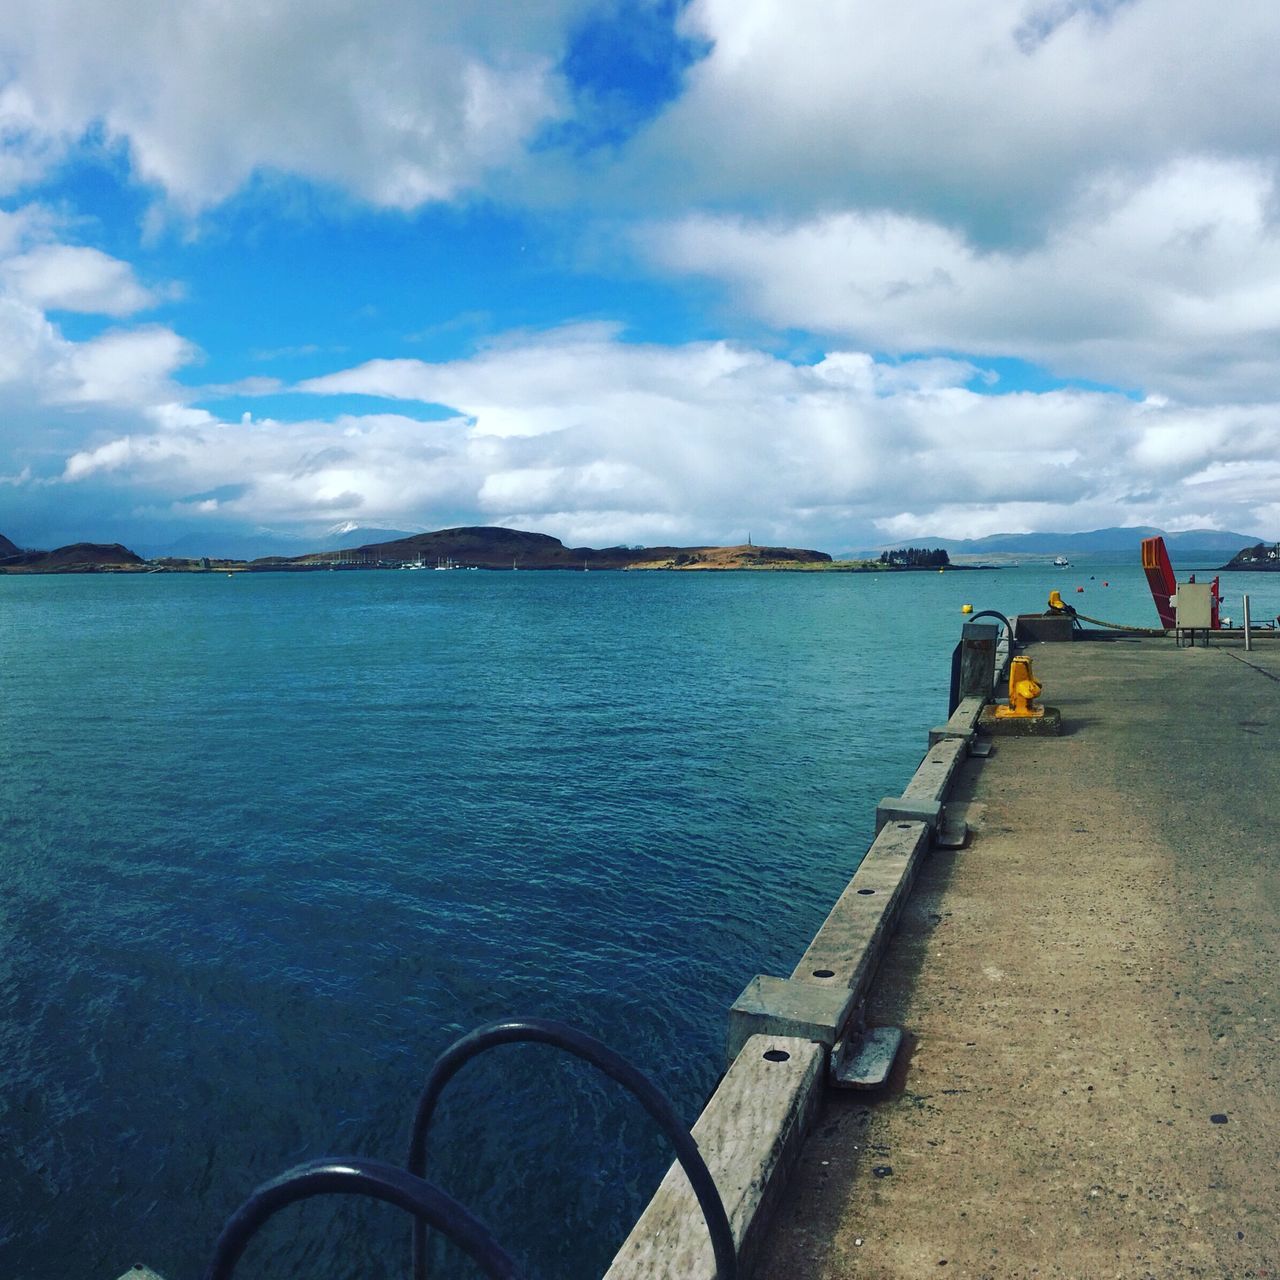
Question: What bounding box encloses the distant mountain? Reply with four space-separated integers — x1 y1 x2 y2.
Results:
0 532 19 558
326 525 419 549
841 527 1262 559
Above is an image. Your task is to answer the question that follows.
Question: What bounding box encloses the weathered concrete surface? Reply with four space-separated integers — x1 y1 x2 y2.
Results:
756 636 1280 1279
901 737 969 805
929 695 987 747
1014 614 1076 643
791 821 930 997
977 703 1064 736
727 976 856 1065
605 1035 824 1279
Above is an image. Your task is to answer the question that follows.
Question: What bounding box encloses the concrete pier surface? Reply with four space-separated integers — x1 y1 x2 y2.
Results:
756 636 1279 1279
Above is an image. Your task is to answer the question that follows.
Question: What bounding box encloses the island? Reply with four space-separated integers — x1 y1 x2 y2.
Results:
0 527 979 574
1221 542 1280 571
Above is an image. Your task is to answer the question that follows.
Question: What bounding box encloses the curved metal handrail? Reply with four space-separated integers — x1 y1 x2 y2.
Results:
202 1156 522 1280
407 1017 736 1280
967 608 1012 639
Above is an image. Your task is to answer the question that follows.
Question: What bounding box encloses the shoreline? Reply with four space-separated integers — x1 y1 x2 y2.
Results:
0 560 999 576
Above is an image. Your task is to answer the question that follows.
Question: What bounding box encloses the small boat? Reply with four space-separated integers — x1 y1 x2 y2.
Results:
1053 556 1069 567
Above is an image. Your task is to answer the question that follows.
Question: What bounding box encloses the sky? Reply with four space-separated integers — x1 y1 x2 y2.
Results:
3 0 1280 555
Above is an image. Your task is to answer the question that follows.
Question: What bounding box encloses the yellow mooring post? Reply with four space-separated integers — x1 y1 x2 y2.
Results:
994 654 1045 719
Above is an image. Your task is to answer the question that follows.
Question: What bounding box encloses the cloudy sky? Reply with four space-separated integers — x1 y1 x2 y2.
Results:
3 0 1279 554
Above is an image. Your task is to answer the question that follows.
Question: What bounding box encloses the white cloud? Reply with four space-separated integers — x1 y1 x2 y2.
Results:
0 0 593 210
60 325 196 405
2 243 159 314
49 326 1272 547
641 159 1280 403
0 216 197 474
634 0 1280 234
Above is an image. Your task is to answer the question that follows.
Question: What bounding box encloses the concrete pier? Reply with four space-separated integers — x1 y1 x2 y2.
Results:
756 636 1279 1278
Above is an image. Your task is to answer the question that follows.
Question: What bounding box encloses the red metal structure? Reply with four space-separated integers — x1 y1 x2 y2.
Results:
1142 536 1220 629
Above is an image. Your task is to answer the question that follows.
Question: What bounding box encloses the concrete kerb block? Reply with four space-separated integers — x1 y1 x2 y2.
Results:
901 736 968 805
928 694 987 747
604 1035 824 1280
793 819 930 998
875 795 942 835
726 975 857 1067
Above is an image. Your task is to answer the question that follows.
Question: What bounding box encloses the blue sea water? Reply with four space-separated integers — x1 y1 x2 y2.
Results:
2 557 1275 1280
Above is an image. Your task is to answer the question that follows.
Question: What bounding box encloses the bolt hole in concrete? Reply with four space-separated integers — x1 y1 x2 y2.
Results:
896 823 912 829
763 1049 791 1062
857 888 876 895
812 969 835 978
1211 1113 1229 1124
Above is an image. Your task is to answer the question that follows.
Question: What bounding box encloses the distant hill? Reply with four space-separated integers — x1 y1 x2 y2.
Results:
627 544 831 570
0 542 145 572
283 526 830 571
0 525 834 573
1222 542 1280 571
842 527 1262 559
291 525 661 569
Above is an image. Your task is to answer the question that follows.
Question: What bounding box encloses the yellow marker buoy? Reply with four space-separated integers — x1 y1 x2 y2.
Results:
961 603 973 614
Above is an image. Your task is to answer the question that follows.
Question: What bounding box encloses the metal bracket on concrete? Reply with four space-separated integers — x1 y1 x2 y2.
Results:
726 975 857 1067
874 796 943 835
934 807 970 850
830 1025 905 1090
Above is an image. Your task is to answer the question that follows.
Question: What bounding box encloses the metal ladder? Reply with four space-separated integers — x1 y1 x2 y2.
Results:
201 1018 735 1280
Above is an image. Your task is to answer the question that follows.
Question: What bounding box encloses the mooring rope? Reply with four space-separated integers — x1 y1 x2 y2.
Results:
1047 600 1167 635
1071 610 1168 635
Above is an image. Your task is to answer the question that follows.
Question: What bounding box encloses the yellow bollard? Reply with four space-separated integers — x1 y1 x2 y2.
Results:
994 654 1045 719
1047 589 1065 612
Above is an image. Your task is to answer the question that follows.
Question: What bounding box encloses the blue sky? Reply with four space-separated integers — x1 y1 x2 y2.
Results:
2 0 1279 554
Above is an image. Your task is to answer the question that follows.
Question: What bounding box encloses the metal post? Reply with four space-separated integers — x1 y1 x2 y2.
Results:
1243 594 1252 651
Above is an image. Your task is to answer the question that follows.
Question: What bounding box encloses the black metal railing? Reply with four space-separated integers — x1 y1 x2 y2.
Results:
407 1018 735 1280
201 1017 735 1280
203 1157 522 1280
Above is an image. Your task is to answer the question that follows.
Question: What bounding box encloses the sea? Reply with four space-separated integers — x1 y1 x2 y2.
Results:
3 555 1276 1280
